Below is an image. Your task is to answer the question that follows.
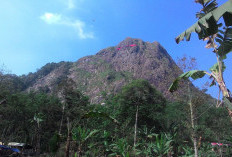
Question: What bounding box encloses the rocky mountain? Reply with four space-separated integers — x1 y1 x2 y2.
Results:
20 37 211 103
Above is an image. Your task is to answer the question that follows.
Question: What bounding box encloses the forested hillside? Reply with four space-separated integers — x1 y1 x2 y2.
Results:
0 37 231 156
0 76 231 156
1 0 232 156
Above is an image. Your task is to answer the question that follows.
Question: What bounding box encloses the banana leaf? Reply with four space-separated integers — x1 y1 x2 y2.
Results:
210 62 226 73
176 0 232 44
217 28 232 59
169 70 207 92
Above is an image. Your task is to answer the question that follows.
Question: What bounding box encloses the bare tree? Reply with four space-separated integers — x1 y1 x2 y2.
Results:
177 55 198 157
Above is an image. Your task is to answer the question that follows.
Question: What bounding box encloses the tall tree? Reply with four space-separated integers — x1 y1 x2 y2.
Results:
115 79 166 148
56 78 89 157
177 56 199 157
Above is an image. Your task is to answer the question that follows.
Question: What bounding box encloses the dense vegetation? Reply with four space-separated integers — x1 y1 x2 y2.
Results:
1 0 232 156
0 74 232 156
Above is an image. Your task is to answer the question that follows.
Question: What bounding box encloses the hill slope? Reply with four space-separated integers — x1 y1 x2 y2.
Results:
23 37 211 103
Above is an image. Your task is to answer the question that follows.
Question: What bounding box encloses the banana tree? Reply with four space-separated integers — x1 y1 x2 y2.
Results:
109 138 131 157
71 111 118 157
169 0 232 119
144 133 173 157
72 126 99 157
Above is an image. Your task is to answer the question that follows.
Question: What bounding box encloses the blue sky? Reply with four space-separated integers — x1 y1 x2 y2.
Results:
0 0 230 98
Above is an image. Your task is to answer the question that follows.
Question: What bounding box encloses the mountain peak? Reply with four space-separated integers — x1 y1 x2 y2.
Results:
117 37 147 48
118 37 140 45
23 38 213 104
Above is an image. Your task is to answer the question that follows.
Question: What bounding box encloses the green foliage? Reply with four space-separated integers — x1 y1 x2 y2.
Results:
140 133 173 157
116 80 166 127
82 111 119 124
198 143 218 157
173 0 232 102
48 133 60 153
0 73 25 96
1 71 231 156
172 0 232 131
210 61 226 73
181 146 194 157
0 87 230 156
164 101 232 156
197 104 232 141
72 126 99 143
164 102 190 142
33 112 45 124
57 78 90 123
169 70 207 92
109 138 131 157
176 0 232 43
72 126 99 156
21 61 72 89
216 27 232 59
152 133 173 156
0 92 62 151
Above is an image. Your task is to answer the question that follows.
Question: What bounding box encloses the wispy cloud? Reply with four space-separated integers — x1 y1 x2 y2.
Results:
40 12 94 39
40 13 61 24
71 20 94 39
67 0 75 9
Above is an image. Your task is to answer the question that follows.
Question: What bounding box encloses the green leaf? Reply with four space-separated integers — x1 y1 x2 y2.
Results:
210 80 216 87
169 70 207 92
218 30 224 34
181 70 207 80
196 12 205 19
202 0 217 14
215 38 223 45
34 113 45 123
217 28 232 59
223 12 232 27
72 127 99 143
217 33 224 40
82 111 119 124
218 41 232 59
210 62 226 73
176 0 232 43
84 129 99 141
195 0 211 5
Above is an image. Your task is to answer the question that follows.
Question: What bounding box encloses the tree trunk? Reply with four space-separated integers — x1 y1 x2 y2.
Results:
59 105 65 135
65 117 71 157
36 122 41 157
188 83 198 157
191 105 198 157
217 79 232 120
134 105 139 148
78 144 82 157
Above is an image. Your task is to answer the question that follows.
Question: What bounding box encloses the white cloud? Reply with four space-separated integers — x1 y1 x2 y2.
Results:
72 21 94 39
67 0 75 9
40 12 94 39
40 13 61 24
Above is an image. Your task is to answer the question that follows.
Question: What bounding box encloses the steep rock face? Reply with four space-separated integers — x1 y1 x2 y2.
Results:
67 37 182 103
25 37 207 103
24 62 72 93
